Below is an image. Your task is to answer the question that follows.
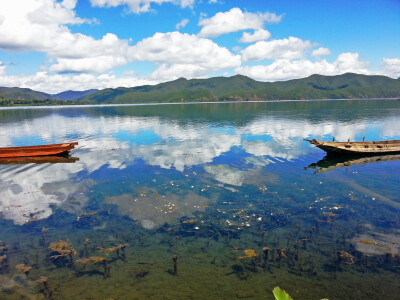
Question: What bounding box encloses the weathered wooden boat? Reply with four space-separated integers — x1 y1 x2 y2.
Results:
304 138 400 155
305 154 400 174
0 142 78 158
0 156 79 164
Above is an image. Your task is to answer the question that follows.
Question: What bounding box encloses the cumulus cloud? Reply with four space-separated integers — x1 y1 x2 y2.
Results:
0 0 134 74
146 63 210 82
239 28 271 43
176 18 189 30
0 30 241 91
90 0 194 14
27 0 91 25
241 37 314 62
312 47 331 57
48 56 129 73
381 58 400 78
0 1 240 77
198 7 282 38
0 72 156 94
131 31 241 69
236 52 370 81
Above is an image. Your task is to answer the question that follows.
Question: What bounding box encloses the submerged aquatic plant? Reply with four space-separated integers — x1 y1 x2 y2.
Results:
172 255 178 275
76 257 111 278
15 264 32 278
36 276 49 293
98 243 129 260
76 256 107 265
48 240 77 266
0 254 10 273
237 249 257 260
338 250 354 265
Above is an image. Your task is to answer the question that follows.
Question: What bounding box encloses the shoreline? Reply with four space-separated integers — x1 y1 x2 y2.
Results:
0 97 398 110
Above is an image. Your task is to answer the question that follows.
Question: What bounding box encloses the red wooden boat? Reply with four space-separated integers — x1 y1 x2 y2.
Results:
0 142 78 158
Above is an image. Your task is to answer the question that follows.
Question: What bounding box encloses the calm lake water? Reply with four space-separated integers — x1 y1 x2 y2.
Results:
0 100 399 299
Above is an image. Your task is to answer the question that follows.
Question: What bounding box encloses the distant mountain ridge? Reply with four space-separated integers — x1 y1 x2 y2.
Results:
1 73 399 106
81 73 400 104
0 87 98 101
52 89 99 101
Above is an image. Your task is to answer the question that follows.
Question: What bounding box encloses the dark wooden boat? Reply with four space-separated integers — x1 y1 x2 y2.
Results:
304 139 400 155
0 142 78 158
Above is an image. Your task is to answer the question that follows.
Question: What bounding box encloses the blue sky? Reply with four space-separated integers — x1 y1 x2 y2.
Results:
0 0 399 93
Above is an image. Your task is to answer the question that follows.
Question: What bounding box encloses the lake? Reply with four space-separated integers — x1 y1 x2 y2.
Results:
0 100 399 299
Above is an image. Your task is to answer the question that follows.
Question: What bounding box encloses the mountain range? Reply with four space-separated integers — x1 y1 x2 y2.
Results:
0 87 98 102
1 73 399 106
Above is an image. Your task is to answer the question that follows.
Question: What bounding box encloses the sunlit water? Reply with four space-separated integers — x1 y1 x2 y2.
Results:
0 100 399 299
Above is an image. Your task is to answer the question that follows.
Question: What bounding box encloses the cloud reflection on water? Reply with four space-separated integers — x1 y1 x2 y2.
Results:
0 103 399 225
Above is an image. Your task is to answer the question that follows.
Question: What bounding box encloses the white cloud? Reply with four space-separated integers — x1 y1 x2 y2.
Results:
312 47 331 57
240 28 271 43
0 0 134 74
146 63 210 82
176 18 189 30
0 30 241 92
198 7 282 38
89 0 194 14
131 31 241 69
236 52 370 81
27 0 91 25
48 56 129 73
241 37 313 62
381 58 400 78
334 52 369 72
180 0 194 8
0 72 156 94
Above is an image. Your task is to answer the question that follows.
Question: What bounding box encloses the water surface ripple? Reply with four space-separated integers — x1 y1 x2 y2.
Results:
0 100 399 299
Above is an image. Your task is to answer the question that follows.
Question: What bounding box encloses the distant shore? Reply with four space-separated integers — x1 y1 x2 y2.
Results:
1 97 398 110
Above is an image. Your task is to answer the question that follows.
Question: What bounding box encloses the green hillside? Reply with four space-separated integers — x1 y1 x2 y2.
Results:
1 73 399 106
0 87 51 101
81 73 400 104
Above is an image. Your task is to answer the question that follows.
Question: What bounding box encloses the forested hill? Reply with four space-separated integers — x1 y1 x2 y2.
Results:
80 73 400 104
0 87 98 106
1 73 399 106
0 87 51 101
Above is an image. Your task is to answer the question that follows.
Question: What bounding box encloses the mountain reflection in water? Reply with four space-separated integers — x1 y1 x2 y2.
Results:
0 100 399 299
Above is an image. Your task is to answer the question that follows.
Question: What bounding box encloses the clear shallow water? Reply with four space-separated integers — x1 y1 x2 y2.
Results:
0 100 399 299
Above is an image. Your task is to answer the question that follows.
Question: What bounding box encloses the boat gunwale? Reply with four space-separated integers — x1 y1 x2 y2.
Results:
304 138 400 154
0 142 78 158
0 142 78 152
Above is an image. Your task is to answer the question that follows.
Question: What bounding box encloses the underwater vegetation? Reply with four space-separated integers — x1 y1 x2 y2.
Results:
0 173 399 300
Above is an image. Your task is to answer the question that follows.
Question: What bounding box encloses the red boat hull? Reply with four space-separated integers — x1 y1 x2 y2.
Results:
0 142 78 158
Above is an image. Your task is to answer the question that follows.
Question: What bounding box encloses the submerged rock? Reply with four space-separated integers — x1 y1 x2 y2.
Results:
141 219 157 230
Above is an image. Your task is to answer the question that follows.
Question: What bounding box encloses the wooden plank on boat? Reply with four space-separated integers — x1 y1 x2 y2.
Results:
0 142 78 158
304 139 400 155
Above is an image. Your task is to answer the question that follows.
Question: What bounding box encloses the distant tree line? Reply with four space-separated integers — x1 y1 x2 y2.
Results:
0 98 87 107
